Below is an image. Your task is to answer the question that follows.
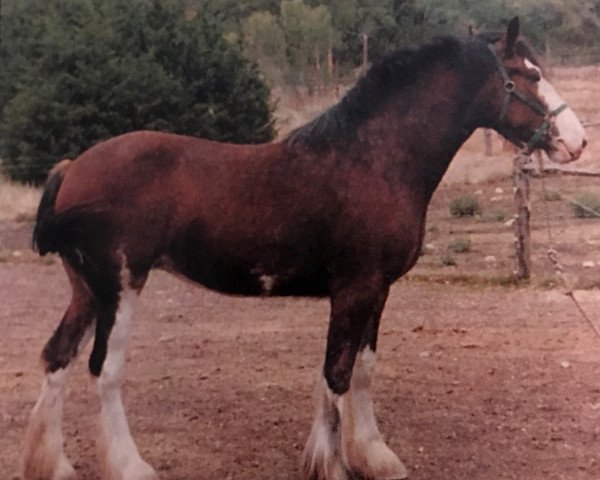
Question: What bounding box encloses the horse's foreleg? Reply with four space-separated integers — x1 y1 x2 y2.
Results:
303 374 347 480
341 345 407 480
304 276 406 480
23 264 95 480
95 279 157 480
339 288 408 480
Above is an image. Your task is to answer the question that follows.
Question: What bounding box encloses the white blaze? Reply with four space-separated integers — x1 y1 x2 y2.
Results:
525 59 587 160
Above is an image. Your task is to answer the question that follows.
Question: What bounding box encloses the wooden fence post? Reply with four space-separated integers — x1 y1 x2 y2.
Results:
483 129 493 156
362 33 368 75
513 152 531 279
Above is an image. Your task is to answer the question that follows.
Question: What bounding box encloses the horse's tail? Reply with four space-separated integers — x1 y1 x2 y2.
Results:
32 159 73 255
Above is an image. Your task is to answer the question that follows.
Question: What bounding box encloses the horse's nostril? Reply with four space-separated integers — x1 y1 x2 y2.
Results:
582 138 588 149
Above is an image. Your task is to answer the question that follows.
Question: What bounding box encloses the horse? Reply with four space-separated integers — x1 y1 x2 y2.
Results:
23 17 586 480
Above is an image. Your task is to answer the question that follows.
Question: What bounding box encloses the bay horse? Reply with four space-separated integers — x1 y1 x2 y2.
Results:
24 18 586 480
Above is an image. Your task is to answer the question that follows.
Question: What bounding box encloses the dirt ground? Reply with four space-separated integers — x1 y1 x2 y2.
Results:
1 223 599 480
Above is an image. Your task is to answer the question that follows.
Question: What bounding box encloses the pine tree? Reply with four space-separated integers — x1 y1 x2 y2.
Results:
0 0 274 183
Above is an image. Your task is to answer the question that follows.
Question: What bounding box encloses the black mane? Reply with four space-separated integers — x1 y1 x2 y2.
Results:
285 33 538 149
285 36 466 148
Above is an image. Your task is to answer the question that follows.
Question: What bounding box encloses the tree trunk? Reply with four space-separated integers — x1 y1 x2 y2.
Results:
327 45 334 80
362 33 368 75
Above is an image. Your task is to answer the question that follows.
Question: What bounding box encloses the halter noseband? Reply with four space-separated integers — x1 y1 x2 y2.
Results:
487 43 567 153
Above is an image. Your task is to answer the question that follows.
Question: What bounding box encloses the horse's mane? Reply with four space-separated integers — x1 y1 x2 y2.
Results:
285 33 539 149
285 36 465 149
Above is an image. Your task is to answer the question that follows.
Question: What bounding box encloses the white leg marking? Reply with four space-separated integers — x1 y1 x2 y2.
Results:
303 374 348 480
23 369 77 480
97 284 157 480
341 348 408 480
23 328 94 480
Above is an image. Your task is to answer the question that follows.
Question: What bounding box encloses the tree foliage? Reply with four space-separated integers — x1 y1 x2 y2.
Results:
236 0 599 81
280 0 337 85
2 0 595 183
0 0 274 183
242 11 287 86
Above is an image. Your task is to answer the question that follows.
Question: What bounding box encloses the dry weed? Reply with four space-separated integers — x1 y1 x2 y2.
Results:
0 176 41 222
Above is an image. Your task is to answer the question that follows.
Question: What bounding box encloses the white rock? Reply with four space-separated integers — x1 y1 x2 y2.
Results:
560 361 571 369
494 187 504 194
582 261 595 268
485 255 497 263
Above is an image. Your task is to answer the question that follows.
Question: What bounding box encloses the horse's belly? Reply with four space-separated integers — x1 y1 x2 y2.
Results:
157 252 329 298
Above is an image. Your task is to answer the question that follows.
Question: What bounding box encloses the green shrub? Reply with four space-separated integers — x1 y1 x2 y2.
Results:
541 189 562 202
0 0 274 183
571 193 600 218
441 254 457 266
448 237 471 253
449 196 482 218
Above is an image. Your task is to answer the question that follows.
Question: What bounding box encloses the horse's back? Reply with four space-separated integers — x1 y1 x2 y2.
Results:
54 131 269 212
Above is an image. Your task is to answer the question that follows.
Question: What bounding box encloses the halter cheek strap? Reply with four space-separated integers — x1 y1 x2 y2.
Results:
524 103 567 152
487 43 567 152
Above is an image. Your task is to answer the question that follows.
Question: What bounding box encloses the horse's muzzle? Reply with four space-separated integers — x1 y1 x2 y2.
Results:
546 137 587 164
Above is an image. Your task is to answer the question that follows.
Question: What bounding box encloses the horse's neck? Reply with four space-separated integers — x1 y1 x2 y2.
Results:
358 67 475 200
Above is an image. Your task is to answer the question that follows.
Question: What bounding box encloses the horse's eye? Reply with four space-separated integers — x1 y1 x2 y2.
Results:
527 71 541 83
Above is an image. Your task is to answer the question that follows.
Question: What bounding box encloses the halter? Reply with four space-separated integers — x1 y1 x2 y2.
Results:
487 43 567 153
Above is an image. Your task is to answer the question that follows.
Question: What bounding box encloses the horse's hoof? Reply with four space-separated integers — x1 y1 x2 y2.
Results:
345 440 408 480
102 457 158 480
23 447 77 480
302 452 350 480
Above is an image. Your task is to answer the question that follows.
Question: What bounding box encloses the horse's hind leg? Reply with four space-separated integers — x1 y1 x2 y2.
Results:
24 262 95 480
92 263 157 480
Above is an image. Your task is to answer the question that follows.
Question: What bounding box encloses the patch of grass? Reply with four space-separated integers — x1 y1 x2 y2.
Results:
574 277 600 290
480 211 507 223
541 189 561 202
571 192 600 218
441 254 457 266
536 277 558 289
406 272 523 288
448 237 471 253
0 176 41 221
449 195 481 218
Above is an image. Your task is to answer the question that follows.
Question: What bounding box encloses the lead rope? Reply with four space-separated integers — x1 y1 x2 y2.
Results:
537 159 600 337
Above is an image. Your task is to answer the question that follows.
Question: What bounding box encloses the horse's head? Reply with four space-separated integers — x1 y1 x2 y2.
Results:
482 17 587 163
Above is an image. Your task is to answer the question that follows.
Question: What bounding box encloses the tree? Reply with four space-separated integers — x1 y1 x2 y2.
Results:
280 0 338 89
0 0 274 183
242 11 287 86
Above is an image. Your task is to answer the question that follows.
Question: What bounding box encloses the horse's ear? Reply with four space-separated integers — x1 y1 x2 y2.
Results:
506 16 519 57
